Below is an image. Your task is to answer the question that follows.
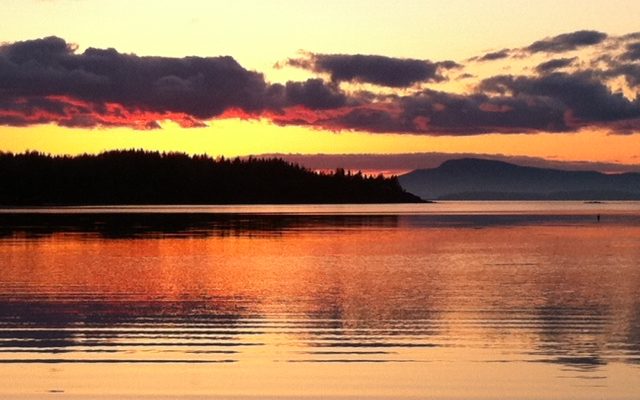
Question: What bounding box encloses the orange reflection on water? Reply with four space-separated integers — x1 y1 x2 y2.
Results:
0 214 639 398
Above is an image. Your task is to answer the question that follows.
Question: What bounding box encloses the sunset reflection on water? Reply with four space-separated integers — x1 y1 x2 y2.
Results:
0 204 639 399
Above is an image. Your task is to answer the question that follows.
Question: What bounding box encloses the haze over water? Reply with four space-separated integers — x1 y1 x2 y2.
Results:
0 202 639 399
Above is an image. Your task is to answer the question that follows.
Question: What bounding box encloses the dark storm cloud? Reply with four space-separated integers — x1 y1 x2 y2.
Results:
477 49 511 61
302 69 640 135
296 88 569 135
535 57 576 73
1 34 640 136
620 42 640 61
610 63 640 88
0 37 267 118
398 90 568 134
285 53 460 87
620 32 640 41
281 79 348 109
594 38 640 89
479 72 640 124
0 36 352 128
526 30 607 53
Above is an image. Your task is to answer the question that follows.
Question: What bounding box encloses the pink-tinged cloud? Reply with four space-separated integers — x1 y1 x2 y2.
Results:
0 37 348 129
0 96 206 129
0 33 639 135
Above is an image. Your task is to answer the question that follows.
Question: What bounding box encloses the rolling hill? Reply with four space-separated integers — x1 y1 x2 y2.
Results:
399 158 640 200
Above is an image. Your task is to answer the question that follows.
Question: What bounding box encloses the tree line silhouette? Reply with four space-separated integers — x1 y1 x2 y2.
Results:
0 150 422 205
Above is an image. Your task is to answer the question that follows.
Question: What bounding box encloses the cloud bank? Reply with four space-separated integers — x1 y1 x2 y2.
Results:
0 37 349 128
525 30 608 53
285 53 460 87
1 31 639 135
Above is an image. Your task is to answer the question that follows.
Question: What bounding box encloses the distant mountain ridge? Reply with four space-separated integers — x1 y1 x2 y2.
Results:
399 158 640 200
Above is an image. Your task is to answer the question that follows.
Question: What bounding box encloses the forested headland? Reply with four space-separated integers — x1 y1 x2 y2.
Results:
0 151 423 205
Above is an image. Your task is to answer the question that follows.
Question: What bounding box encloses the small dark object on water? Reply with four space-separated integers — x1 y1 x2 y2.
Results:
597 214 600 222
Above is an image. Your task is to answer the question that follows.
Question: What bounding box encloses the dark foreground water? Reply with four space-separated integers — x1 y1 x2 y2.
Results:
0 202 639 399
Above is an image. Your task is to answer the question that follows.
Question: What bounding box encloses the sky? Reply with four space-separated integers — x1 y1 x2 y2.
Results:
1 0 640 174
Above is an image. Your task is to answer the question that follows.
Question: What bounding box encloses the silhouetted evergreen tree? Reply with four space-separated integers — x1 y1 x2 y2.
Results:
0 151 423 205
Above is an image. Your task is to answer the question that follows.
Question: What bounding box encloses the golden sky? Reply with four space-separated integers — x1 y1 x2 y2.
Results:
1 0 640 171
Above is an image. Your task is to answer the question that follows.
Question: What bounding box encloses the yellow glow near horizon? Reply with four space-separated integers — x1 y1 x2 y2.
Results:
1 120 638 167
2 0 640 168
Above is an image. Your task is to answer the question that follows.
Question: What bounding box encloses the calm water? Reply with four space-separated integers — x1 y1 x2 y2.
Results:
0 202 639 399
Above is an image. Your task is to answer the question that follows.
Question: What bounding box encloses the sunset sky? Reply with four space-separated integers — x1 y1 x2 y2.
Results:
1 0 640 174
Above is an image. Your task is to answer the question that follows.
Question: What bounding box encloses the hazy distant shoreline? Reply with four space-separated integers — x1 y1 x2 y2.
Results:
400 158 640 201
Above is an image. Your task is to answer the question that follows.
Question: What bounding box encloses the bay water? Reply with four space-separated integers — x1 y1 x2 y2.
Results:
0 202 639 399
